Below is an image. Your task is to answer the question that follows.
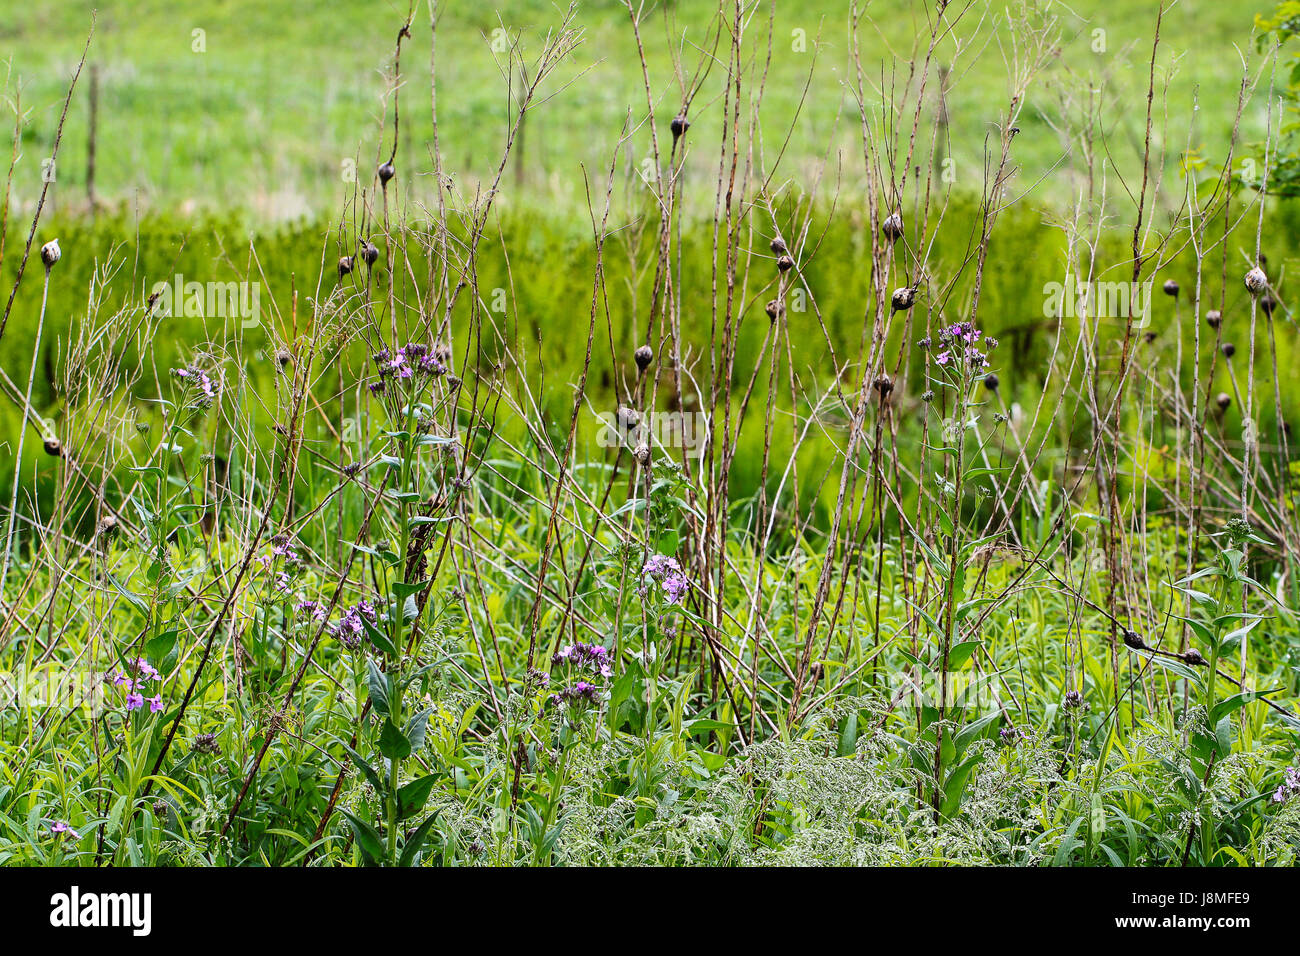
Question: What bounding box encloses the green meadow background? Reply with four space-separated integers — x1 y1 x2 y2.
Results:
1 0 1294 515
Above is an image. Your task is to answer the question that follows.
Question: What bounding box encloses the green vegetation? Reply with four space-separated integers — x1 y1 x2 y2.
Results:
1 0 1299 869
2 0 1277 220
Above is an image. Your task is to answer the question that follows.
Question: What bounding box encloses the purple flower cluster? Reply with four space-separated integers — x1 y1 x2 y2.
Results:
933 321 991 370
549 681 599 708
294 599 329 624
374 343 447 383
552 642 613 678
1272 765 1300 805
49 821 80 839
109 658 164 713
640 554 689 605
173 365 217 401
547 642 612 713
258 539 301 569
333 600 377 649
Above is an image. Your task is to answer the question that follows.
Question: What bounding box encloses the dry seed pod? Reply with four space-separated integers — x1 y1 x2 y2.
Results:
770 236 787 255
338 256 354 279
881 212 904 242
670 114 690 138
43 437 62 457
1206 310 1221 329
361 240 380 266
1143 331 1157 344
1162 279 1179 298
378 161 396 186
275 348 293 371
983 373 999 392
634 345 653 373
40 238 61 268
1216 391 1232 411
1261 295 1277 317
1244 266 1268 296
1221 342 1235 358
873 375 893 397
776 254 794 274
891 287 915 312
1183 647 1206 666
633 443 651 468
765 299 783 322
617 406 640 431
96 514 119 538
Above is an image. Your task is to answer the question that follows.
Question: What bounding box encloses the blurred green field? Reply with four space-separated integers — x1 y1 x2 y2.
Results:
0 0 1279 222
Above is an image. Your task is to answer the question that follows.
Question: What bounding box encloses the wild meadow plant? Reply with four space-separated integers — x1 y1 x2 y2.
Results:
1 1 1300 868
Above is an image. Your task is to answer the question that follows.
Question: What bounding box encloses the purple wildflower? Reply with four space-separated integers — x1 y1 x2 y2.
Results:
333 601 377 650
640 554 689 605
553 642 613 678
1272 765 1300 805
50 821 80 839
126 692 145 711
173 365 217 401
295 599 328 623
133 658 160 681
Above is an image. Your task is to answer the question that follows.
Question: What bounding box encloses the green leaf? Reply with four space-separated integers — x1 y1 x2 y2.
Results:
339 809 385 866
1209 691 1266 725
837 712 859 758
367 659 391 717
362 616 398 656
340 743 385 795
398 813 441 868
946 640 981 670
404 709 431 754
378 719 411 760
396 775 439 819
